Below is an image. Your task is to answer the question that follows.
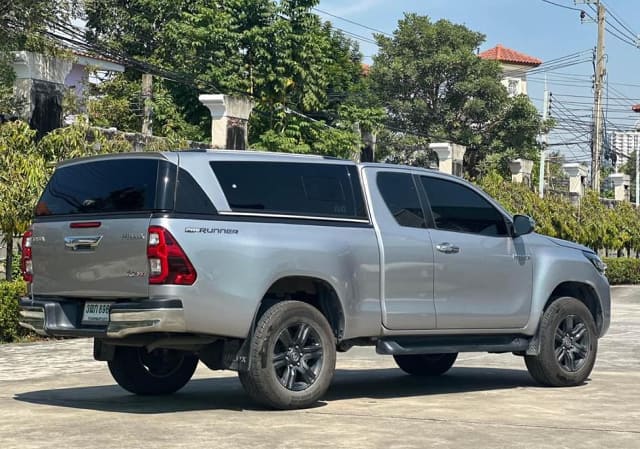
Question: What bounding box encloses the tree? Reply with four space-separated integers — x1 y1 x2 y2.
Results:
83 0 372 155
87 74 205 141
0 122 47 280
371 14 545 176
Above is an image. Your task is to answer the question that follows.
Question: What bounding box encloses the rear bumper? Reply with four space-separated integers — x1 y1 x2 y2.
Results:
19 297 186 338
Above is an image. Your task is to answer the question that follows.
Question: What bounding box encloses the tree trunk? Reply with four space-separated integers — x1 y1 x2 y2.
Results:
5 234 13 281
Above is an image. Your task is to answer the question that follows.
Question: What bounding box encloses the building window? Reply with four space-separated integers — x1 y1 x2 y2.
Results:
506 78 520 96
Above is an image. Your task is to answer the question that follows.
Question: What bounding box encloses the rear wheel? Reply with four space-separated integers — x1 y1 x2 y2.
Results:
108 346 198 395
525 297 597 387
238 300 336 409
393 353 458 376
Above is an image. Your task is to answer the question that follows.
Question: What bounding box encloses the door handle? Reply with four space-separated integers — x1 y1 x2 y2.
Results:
436 242 459 254
64 235 103 250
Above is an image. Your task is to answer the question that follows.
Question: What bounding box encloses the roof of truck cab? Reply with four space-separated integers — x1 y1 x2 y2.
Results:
174 149 356 165
56 150 446 177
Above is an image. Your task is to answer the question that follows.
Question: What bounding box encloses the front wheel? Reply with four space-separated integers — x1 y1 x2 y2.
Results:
525 297 597 387
108 346 198 395
238 300 336 409
394 353 458 376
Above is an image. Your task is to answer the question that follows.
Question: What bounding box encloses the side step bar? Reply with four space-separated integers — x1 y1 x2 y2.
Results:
376 335 530 355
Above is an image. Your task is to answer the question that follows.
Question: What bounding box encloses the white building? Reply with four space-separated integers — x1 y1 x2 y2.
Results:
478 44 542 97
10 51 124 137
608 124 640 172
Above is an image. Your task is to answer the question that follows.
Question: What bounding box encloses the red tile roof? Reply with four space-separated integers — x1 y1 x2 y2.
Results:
478 44 542 67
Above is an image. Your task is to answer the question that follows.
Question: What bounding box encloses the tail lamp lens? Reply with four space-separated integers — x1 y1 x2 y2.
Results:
21 229 33 282
147 226 196 285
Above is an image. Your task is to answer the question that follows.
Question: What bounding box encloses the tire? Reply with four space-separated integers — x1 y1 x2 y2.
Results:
238 300 336 410
393 353 458 376
525 297 598 387
108 346 198 395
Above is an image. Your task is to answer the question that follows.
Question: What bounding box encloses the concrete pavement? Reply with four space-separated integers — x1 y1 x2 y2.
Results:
0 286 638 449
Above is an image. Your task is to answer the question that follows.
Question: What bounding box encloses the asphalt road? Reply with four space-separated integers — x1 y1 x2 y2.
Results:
1 286 638 449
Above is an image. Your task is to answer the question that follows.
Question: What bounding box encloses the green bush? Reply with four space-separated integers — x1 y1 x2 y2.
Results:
0 280 27 342
604 258 640 285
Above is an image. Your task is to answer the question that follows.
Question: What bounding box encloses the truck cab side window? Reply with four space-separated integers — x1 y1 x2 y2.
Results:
421 176 508 236
377 172 425 228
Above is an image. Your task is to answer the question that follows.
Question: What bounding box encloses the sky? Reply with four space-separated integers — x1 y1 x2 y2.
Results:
316 0 640 165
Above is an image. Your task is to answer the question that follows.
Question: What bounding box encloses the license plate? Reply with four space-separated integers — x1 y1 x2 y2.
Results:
82 302 112 324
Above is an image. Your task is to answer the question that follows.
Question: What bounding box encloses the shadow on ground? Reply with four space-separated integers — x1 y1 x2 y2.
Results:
14 366 538 414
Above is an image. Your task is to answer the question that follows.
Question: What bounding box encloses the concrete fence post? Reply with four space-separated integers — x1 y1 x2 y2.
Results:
429 142 466 176
608 173 631 202
198 94 254 150
508 158 534 186
562 163 588 204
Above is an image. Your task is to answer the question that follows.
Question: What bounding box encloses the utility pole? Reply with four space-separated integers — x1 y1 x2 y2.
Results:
539 79 550 198
592 1 606 193
576 0 606 192
141 73 153 137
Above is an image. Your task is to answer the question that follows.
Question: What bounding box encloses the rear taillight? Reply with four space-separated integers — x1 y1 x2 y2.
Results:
147 226 197 285
21 229 33 283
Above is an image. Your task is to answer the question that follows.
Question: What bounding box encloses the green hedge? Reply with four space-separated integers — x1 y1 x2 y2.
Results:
0 280 27 342
604 258 640 285
478 173 640 254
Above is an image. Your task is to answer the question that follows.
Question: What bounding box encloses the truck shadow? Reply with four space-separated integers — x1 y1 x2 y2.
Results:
14 366 540 414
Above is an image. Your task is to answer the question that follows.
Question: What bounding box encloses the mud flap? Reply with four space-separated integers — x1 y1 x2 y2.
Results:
93 338 115 361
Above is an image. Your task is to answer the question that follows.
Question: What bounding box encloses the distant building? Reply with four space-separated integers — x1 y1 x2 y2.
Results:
608 123 640 171
11 51 124 138
478 44 542 96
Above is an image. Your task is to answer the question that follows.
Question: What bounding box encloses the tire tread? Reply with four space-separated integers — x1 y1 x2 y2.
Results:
238 300 336 409
525 297 597 387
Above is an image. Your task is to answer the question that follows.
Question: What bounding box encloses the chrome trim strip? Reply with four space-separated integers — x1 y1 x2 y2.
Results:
19 309 45 320
18 309 46 335
107 308 186 338
217 211 370 224
64 235 103 249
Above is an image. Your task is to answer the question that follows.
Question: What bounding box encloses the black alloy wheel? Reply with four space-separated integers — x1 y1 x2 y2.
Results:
272 322 324 391
554 314 591 373
108 346 198 395
525 297 597 387
238 300 336 409
138 348 188 378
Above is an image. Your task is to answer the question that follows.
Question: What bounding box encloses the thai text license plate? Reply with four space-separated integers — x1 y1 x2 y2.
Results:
82 302 112 324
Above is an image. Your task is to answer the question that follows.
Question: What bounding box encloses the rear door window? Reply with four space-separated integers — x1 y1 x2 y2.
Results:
376 172 426 228
36 158 168 216
210 161 367 220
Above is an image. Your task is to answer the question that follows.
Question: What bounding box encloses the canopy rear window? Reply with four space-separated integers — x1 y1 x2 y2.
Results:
36 159 171 216
210 161 367 220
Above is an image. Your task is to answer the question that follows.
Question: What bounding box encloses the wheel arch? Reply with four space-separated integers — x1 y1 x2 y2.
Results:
255 275 346 341
544 281 604 335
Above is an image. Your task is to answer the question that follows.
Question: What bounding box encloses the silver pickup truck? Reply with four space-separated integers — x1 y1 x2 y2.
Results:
19 150 610 409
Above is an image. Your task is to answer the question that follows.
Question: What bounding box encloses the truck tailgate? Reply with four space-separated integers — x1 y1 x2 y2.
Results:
31 217 151 298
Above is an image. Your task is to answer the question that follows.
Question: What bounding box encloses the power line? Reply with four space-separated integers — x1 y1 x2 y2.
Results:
604 2 638 39
540 0 583 13
586 2 640 49
312 7 392 37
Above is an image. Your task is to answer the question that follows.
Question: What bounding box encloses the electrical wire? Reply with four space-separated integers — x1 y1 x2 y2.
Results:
540 0 583 13
312 8 392 37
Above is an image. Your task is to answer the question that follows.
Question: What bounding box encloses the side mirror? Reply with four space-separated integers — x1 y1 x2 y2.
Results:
512 214 535 237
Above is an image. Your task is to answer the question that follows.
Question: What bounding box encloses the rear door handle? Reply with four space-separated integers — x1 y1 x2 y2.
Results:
436 242 460 254
64 235 103 250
